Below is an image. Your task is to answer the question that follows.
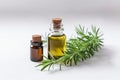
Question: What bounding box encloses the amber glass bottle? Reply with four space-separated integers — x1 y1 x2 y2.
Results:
30 35 43 62
48 18 66 59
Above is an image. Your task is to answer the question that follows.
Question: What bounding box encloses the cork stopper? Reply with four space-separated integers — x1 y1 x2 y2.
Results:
32 34 41 42
52 18 62 29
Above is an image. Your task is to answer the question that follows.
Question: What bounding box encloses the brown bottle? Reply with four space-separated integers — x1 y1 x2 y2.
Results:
30 34 43 62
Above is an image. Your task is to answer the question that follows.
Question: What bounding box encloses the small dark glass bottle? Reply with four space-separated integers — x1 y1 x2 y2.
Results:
30 34 43 62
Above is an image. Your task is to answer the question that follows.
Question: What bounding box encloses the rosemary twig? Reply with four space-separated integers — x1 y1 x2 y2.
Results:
36 25 103 71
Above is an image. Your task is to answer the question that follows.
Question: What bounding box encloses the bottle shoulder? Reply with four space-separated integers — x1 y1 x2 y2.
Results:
48 33 66 37
48 34 66 41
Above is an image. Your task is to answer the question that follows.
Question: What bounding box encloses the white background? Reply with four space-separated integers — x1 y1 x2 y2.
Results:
0 0 120 80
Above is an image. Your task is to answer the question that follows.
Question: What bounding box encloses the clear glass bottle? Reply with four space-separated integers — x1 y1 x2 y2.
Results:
48 18 66 59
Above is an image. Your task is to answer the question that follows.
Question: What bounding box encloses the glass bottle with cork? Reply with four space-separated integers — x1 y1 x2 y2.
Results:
48 18 66 59
30 34 43 62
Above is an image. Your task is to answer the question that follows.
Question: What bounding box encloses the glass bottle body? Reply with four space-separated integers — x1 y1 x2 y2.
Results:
30 42 43 62
48 27 66 59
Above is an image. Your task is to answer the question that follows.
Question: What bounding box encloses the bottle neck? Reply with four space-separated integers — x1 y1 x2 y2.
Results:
31 40 43 47
49 24 64 35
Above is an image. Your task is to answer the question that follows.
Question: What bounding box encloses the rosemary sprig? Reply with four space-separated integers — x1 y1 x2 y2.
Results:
36 25 103 71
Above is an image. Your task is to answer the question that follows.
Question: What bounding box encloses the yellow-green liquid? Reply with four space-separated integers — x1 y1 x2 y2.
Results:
48 34 66 59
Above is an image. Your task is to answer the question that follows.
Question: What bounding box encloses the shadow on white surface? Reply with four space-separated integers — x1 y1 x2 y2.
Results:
79 45 114 67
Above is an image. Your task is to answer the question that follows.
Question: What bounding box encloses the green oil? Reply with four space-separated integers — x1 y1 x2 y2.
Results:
48 34 66 59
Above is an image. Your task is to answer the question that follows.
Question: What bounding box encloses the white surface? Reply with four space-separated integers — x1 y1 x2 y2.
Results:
0 0 120 80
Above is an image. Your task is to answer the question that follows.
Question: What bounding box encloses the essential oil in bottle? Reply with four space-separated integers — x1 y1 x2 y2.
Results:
48 18 66 59
30 34 43 62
